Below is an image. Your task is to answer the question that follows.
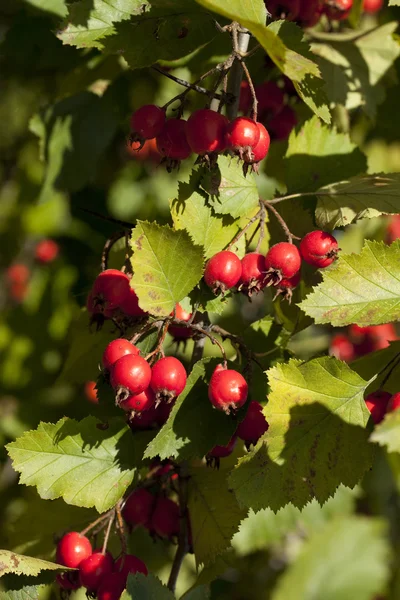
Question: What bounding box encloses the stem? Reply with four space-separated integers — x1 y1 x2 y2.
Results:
115 501 128 555
101 513 115 554
80 510 113 536
255 204 267 253
263 201 300 243
101 231 127 272
145 319 171 361
227 208 262 251
242 61 258 121
167 463 189 592
152 65 231 103
226 26 251 120
77 207 135 229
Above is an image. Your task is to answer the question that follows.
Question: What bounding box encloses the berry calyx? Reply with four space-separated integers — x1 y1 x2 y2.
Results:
364 0 383 13
79 552 114 591
365 390 391 424
130 105 166 140
387 392 400 413
97 572 126 600
238 253 267 296
208 367 248 414
243 123 271 174
225 117 260 159
84 380 99 404
123 488 155 528
150 356 187 403
115 554 148 578
35 239 59 264
329 334 355 362
206 436 237 468
266 0 300 21
56 532 92 568
323 0 353 20
265 242 301 284
300 230 339 268
119 387 156 413
169 303 193 339
273 271 301 302
204 250 242 295
186 109 228 155
110 354 152 403
102 339 140 371
91 270 131 314
156 119 192 169
56 572 81 590
236 401 269 448
150 496 180 539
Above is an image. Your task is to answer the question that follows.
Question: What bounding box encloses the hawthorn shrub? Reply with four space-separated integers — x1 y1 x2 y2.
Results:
1 0 400 599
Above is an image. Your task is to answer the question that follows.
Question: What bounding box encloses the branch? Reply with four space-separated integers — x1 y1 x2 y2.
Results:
226 25 251 120
152 65 233 104
263 201 300 243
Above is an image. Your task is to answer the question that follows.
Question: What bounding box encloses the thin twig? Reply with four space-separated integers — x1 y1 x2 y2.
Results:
263 201 300 243
152 65 232 103
101 513 115 554
227 208 262 250
101 231 127 272
145 319 171 361
255 203 267 253
115 501 128 555
80 510 113 536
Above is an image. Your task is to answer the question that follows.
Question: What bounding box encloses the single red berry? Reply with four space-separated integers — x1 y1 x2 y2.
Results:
273 271 301 302
150 356 187 402
128 405 158 430
266 0 301 21
169 303 193 339
236 401 269 447
56 572 81 590
323 0 353 20
156 119 192 163
130 105 166 139
119 287 147 318
150 496 180 539
84 380 99 404
123 488 155 528
56 532 92 568
239 253 266 296
385 215 400 244
91 270 131 313
206 436 237 467
297 0 323 25
208 368 248 414
329 334 355 362
265 242 301 284
102 339 140 371
97 572 126 600
225 117 260 159
387 392 400 413
110 354 152 402
186 109 228 155
35 239 59 264
204 250 242 295
267 105 298 141
365 390 392 424
364 0 383 12
119 387 156 413
300 230 339 268
243 123 271 174
7 263 30 285
127 138 160 163
115 554 148 578
79 552 114 591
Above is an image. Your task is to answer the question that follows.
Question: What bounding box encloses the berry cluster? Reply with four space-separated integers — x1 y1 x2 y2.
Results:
364 390 400 425
266 0 383 26
330 323 398 363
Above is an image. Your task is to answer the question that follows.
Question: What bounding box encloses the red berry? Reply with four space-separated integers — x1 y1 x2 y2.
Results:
273 271 301 302
56 572 81 590
35 239 59 264
56 532 92 568
208 368 248 414
300 230 339 268
119 287 147 318
265 242 301 283
156 119 192 161
385 215 400 244
206 436 237 467
110 354 152 399
225 117 260 158
123 488 155 528
204 250 242 294
297 0 323 25
79 552 114 591
115 554 148 578
169 303 193 339
239 253 266 295
119 387 156 412
323 0 353 20
7 263 30 285
236 401 269 447
130 105 165 140
91 270 131 313
266 0 300 21
97 572 126 600
364 0 383 12
84 380 99 404
243 122 271 172
186 109 228 155
365 390 391 424
330 334 355 362
267 105 297 141
150 496 179 539
127 138 160 163
150 356 187 402
102 339 140 371
387 392 400 413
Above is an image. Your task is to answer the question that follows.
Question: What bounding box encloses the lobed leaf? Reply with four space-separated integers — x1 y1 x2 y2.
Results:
370 410 400 454
123 572 174 600
0 551 66 577
23 0 67 17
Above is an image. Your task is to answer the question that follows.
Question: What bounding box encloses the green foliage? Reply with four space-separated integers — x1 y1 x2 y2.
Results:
23 0 67 17
123 572 174 600
300 240 400 327
370 410 400 454
0 551 65 577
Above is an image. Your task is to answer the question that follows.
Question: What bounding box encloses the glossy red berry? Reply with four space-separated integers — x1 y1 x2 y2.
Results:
208 367 248 414
186 109 228 155
204 250 242 294
297 0 323 25
150 356 187 402
150 496 180 539
266 0 300 21
236 401 269 447
119 387 156 413
243 122 270 173
7 263 30 285
127 138 160 163
102 339 140 371
130 105 165 139
329 334 355 362
364 0 383 12
115 554 148 578
225 117 260 159
206 436 237 468
91 270 131 313
239 253 266 295
323 0 353 20
156 119 192 161
119 287 147 318
265 242 301 283
79 552 114 591
97 572 126 600
169 303 193 339
267 105 297 141
110 355 152 400
300 230 339 268
84 380 99 404
56 532 92 568
123 488 155 528
365 390 392 424
387 392 400 413
35 239 59 264
56 572 81 590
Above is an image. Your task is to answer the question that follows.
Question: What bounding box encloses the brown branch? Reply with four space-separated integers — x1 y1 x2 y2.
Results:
263 201 300 243
153 65 233 105
80 510 113 536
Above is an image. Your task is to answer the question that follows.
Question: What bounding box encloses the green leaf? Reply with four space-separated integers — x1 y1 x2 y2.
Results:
370 410 400 454
0 585 41 600
300 240 400 327
389 0 400 5
229 357 374 511
201 157 259 220
58 0 144 49
284 116 366 193
352 341 400 394
271 517 390 600
315 173 400 230
188 465 246 566
181 586 210 600
130 221 204 317
0 551 66 577
7 417 146 513
123 572 174 600
144 359 237 461
23 0 67 17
